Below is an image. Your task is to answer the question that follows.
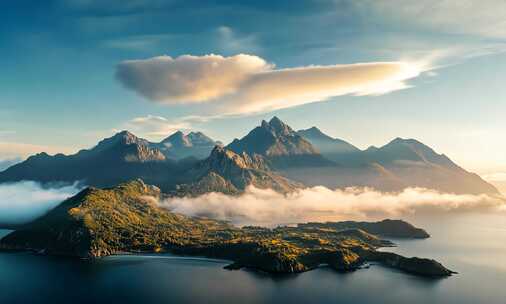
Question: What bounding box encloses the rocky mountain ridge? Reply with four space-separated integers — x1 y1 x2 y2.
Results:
0 117 498 195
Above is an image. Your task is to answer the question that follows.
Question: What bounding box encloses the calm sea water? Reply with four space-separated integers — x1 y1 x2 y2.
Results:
1 213 505 304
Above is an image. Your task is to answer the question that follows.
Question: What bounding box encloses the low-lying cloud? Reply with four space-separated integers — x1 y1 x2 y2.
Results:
116 54 428 114
160 186 506 227
0 181 81 227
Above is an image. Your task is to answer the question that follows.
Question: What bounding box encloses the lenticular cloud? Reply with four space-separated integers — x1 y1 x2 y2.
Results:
159 186 506 226
116 53 428 115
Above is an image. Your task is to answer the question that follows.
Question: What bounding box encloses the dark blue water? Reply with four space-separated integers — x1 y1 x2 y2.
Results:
1 213 505 304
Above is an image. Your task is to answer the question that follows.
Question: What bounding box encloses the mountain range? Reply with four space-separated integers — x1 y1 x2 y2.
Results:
296 126 497 194
0 117 498 195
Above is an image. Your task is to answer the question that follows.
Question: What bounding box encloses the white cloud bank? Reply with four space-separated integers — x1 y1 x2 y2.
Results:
0 181 81 226
160 186 506 227
116 54 428 114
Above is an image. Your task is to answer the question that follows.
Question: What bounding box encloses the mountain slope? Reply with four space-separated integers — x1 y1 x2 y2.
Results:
228 117 334 168
0 130 299 194
362 138 498 194
297 127 361 165
176 146 302 195
0 131 186 189
298 127 359 155
296 127 498 194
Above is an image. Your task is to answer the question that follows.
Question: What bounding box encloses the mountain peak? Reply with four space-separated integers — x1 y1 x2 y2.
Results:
269 116 283 125
162 131 190 147
388 137 423 146
265 116 293 136
226 118 335 170
113 130 140 142
157 130 218 160
298 126 334 141
93 130 149 153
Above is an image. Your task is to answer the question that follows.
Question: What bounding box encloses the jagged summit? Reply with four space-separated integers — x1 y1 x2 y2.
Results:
158 130 218 160
206 145 267 171
260 116 294 137
227 117 322 158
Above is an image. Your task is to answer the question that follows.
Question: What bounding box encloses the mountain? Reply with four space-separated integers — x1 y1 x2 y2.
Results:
227 117 334 168
176 146 301 195
0 179 454 277
297 127 361 165
157 131 219 160
0 131 187 190
294 127 499 194
0 131 297 194
361 138 498 194
298 127 359 155
0 129 219 189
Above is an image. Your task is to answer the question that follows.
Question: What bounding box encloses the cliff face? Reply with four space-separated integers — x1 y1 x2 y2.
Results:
177 146 302 195
0 180 454 277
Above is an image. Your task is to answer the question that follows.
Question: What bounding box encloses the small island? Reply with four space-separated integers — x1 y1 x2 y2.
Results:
0 180 454 277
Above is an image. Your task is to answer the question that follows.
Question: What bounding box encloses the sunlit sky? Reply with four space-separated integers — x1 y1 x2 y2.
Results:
1 1 505 182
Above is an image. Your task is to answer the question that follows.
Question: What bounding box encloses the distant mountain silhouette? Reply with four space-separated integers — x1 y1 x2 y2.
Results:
157 131 220 160
296 127 498 194
297 127 360 165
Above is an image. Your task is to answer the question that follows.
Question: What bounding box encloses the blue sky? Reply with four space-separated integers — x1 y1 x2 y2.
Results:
1 0 506 177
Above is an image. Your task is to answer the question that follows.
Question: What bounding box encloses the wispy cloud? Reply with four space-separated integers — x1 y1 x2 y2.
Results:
101 34 175 51
349 0 506 39
216 26 260 54
116 53 430 115
159 186 506 227
0 142 74 160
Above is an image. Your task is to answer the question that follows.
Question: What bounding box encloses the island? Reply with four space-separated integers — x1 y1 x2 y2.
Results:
0 179 455 277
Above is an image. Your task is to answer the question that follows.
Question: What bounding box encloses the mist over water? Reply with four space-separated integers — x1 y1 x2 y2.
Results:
1 180 504 229
1 182 506 303
2 212 506 304
160 186 506 226
0 181 81 226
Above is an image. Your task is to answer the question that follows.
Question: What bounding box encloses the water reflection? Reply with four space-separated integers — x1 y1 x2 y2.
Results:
1 213 505 304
